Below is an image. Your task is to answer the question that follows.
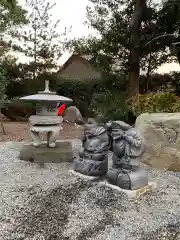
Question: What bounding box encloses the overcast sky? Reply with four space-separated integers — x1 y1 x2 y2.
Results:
15 0 97 65
18 0 96 39
16 0 180 73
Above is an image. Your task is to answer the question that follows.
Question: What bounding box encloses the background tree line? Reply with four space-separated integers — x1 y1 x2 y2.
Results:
1 0 180 124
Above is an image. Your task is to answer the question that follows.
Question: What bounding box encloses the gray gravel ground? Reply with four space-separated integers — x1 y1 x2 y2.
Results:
0 140 180 240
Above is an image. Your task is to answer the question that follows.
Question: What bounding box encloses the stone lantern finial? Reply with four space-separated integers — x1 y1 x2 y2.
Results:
44 80 50 93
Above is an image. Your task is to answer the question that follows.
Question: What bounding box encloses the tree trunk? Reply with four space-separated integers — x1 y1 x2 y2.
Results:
146 52 152 92
128 0 147 97
33 8 37 81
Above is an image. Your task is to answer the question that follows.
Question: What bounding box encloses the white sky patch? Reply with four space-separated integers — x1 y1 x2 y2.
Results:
18 0 97 39
156 62 180 74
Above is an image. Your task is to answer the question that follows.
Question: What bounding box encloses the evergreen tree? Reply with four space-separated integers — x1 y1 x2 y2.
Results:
0 0 27 134
18 0 66 82
67 0 178 95
0 0 27 56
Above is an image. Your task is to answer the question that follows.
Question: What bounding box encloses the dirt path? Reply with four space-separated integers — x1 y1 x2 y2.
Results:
0 117 84 142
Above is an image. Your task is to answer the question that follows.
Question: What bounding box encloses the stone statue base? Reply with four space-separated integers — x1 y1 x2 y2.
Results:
99 181 157 199
69 169 102 181
73 157 108 177
19 141 73 163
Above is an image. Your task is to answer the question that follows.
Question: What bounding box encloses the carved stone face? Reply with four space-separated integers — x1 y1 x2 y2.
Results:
106 121 130 137
82 124 109 153
111 129 124 139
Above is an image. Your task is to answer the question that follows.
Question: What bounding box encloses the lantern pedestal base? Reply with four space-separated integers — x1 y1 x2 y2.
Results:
30 125 62 148
19 141 73 163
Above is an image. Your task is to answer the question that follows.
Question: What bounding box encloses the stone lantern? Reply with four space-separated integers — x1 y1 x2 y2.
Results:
19 80 73 163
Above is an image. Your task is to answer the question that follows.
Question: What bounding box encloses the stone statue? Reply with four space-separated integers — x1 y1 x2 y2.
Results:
73 123 109 176
105 121 148 190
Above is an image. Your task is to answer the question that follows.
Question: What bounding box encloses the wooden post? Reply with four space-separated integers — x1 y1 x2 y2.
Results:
0 109 6 135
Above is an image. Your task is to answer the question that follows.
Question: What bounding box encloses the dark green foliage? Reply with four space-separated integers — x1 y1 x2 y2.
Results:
5 80 37 99
0 0 27 57
89 90 135 123
0 65 7 103
66 0 133 75
66 0 180 98
17 0 65 81
139 72 180 95
56 78 99 117
139 73 173 93
157 0 180 63
0 0 27 131
0 0 27 29
5 71 180 123
88 72 180 123
0 0 27 94
169 71 180 96
158 0 180 34
67 0 176 78
97 74 127 93
1 101 36 121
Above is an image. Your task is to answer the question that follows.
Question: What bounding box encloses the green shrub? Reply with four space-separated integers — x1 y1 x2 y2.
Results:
128 92 180 117
1 101 36 121
89 91 132 122
6 78 51 99
56 78 99 117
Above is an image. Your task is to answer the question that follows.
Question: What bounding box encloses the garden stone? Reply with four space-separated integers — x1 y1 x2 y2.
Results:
135 113 180 171
63 106 84 124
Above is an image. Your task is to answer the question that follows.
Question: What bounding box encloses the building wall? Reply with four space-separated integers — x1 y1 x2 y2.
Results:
59 59 101 80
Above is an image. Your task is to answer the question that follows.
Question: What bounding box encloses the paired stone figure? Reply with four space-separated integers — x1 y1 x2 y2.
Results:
73 120 148 190
73 123 109 176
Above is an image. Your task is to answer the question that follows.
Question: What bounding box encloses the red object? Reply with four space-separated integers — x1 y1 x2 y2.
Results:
57 104 66 116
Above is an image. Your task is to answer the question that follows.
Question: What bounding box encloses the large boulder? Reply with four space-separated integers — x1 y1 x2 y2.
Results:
63 106 84 124
135 113 180 171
